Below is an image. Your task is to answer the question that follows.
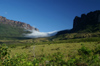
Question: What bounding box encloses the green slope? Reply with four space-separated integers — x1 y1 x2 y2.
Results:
0 23 31 40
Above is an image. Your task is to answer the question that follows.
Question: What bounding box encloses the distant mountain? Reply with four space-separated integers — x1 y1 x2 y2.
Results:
0 16 39 31
57 10 100 35
0 16 39 40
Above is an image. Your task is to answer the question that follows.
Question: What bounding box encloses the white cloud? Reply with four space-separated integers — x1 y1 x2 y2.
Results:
24 30 58 38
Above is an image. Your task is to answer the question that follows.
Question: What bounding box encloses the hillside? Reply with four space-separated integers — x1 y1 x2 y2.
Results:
0 23 30 40
0 16 39 40
49 10 100 41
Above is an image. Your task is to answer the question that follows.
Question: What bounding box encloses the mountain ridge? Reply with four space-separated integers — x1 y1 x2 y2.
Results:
0 16 39 31
0 16 39 39
56 10 100 35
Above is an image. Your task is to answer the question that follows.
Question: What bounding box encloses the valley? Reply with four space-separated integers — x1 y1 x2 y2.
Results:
0 10 100 66
0 37 100 66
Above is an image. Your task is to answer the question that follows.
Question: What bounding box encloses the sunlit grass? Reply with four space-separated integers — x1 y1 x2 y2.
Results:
8 42 98 59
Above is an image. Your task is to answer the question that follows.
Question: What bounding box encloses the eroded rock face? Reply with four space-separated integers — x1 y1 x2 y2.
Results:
98 14 100 22
73 10 100 31
0 16 39 31
56 10 100 35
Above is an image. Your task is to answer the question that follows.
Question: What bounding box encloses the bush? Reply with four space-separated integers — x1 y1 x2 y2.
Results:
22 45 31 49
94 46 100 54
0 44 10 65
78 46 92 56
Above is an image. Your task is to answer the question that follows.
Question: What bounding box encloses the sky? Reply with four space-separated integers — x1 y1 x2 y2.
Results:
0 0 100 32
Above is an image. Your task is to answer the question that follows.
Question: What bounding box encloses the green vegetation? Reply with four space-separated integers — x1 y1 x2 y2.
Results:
0 30 100 66
53 32 100 41
0 13 100 65
0 41 100 66
0 23 31 40
0 36 100 66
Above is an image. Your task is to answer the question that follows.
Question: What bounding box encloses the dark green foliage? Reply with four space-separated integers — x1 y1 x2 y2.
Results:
0 44 10 65
22 45 31 49
10 45 16 48
67 58 76 66
78 46 92 56
94 46 100 54
0 44 9 58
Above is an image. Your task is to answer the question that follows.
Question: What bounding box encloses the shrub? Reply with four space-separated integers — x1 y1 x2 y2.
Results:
22 45 31 49
0 44 10 65
78 46 92 56
94 46 100 54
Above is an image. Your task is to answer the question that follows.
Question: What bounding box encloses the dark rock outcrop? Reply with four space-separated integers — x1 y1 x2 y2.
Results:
56 10 100 35
72 10 100 32
0 16 39 31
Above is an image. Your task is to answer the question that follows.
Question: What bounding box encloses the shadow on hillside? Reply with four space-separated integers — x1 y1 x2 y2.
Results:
0 36 31 40
11 37 31 40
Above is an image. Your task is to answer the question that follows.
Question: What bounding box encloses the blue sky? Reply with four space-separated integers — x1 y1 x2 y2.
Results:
0 0 100 32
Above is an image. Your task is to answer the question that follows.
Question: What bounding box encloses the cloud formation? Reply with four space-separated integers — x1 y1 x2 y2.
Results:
24 30 58 38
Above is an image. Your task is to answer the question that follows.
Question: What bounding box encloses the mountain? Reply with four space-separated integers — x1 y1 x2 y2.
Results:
0 16 39 31
57 10 100 35
72 10 100 32
0 16 39 40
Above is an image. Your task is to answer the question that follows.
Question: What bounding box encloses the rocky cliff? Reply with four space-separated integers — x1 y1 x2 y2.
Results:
0 16 39 31
56 10 100 35
72 10 100 32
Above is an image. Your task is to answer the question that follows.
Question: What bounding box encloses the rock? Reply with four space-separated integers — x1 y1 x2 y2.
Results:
73 10 100 31
73 16 81 28
56 10 100 35
98 14 100 22
0 16 39 31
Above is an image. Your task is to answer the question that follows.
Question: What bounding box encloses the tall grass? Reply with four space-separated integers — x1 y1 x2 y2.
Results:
0 43 100 66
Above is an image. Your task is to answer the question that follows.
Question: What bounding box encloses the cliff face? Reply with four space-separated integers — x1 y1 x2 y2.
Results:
73 10 100 32
56 10 100 35
0 16 39 31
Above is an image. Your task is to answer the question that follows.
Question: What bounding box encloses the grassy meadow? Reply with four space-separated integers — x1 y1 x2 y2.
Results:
0 37 100 66
9 42 97 58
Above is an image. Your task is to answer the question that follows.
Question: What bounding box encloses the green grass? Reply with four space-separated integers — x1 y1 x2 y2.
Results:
0 41 100 66
0 36 100 66
8 42 98 58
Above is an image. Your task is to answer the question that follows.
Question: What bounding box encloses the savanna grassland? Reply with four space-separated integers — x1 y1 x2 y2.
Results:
0 36 100 66
1 10 100 66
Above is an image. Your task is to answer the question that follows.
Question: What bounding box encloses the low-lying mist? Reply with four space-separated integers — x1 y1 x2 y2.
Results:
24 30 58 38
